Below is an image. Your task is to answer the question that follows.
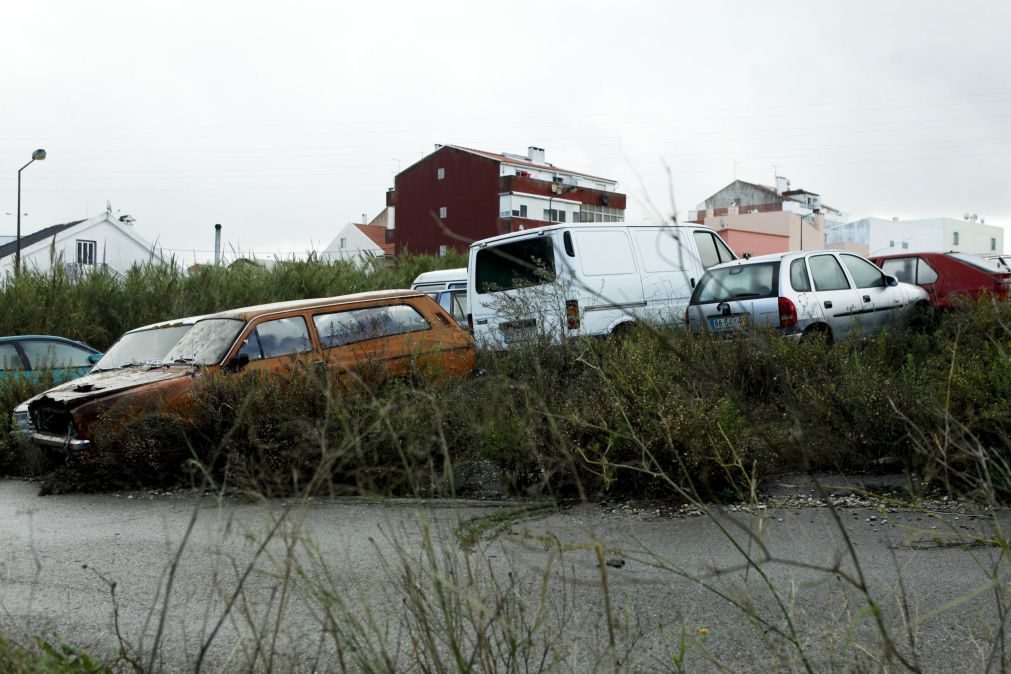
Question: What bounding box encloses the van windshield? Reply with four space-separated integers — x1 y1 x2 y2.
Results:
691 262 779 304
475 237 556 294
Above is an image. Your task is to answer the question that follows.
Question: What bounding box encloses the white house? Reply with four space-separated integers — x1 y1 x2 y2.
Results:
826 216 1004 257
321 218 395 268
0 210 163 278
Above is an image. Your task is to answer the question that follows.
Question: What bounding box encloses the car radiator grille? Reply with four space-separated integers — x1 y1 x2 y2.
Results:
31 406 76 436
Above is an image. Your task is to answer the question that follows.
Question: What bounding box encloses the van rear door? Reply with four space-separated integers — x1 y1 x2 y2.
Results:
469 233 561 346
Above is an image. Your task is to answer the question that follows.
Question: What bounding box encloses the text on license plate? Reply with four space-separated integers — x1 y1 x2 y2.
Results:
709 315 750 330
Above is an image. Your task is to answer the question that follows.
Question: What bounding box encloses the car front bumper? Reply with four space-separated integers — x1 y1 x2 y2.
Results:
30 431 91 452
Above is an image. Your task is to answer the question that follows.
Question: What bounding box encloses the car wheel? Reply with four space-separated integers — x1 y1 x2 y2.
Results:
801 324 833 345
908 301 935 333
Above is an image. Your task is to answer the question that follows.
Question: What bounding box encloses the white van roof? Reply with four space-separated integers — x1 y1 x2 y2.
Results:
469 221 719 249
411 268 467 286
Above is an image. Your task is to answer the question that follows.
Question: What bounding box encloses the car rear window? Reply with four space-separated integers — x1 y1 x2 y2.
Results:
475 237 556 294
947 252 1007 273
691 262 779 304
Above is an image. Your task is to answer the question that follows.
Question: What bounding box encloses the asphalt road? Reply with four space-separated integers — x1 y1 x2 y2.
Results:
1 478 1008 672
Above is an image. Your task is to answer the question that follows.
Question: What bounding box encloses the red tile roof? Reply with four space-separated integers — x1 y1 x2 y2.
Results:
354 224 396 256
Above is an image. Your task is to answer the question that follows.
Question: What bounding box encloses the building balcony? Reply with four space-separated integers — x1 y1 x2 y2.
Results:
498 175 626 210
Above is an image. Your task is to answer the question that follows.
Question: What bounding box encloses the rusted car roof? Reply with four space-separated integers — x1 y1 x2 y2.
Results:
204 289 424 322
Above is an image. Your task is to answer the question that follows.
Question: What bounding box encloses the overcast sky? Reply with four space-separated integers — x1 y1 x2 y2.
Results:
2 0 1009 263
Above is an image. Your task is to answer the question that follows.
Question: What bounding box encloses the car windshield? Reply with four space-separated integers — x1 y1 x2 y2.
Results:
161 318 245 365
93 324 194 371
692 262 779 304
947 252 1007 273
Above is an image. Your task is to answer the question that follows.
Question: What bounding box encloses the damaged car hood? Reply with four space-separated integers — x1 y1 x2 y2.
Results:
30 366 196 405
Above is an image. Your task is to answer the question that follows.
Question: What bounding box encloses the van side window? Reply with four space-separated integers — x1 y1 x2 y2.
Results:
713 234 735 263
790 259 812 292
314 304 431 348
239 317 312 361
692 232 721 269
809 255 851 291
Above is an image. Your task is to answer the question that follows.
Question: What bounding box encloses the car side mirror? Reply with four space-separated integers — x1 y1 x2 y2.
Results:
87 353 103 365
885 275 899 287
225 353 249 371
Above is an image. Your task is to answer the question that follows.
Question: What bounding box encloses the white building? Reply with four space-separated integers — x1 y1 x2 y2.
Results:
826 216 1004 257
321 217 395 268
0 210 163 278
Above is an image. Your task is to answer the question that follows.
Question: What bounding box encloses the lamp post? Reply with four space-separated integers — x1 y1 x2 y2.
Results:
16 149 46 273
547 185 578 223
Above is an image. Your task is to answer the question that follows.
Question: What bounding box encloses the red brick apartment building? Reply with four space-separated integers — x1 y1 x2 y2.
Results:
384 145 626 256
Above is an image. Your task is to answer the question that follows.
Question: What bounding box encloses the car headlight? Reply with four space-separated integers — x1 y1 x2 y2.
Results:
11 402 33 433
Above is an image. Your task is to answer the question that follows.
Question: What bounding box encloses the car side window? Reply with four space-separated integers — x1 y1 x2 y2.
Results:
881 258 915 284
0 343 23 371
809 255 851 291
314 304 431 349
790 259 812 292
841 254 886 289
917 259 939 284
438 291 467 322
19 340 94 369
240 317 312 361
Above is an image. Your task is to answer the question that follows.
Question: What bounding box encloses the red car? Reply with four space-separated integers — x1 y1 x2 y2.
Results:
868 252 1011 310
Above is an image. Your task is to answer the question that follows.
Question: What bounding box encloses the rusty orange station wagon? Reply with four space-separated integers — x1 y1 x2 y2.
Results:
26 290 476 454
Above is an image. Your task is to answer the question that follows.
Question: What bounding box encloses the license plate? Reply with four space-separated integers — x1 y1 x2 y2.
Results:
708 315 750 331
502 328 537 343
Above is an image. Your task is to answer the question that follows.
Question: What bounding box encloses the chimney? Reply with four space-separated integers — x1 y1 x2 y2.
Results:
362 212 368 224
528 146 545 164
775 176 789 196
214 224 222 265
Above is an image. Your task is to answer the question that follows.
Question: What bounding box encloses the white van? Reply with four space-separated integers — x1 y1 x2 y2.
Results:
467 223 736 346
411 268 468 326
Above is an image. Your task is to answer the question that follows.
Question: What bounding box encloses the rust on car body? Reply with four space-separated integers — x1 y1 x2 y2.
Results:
27 290 476 455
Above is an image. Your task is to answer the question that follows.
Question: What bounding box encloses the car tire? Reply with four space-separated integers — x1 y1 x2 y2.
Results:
908 301 935 333
801 324 833 345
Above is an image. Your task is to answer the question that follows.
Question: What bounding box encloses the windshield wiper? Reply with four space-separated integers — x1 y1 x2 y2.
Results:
722 292 762 300
167 357 197 365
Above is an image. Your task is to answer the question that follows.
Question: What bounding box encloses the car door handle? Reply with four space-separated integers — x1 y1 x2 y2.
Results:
823 300 832 309
862 295 871 302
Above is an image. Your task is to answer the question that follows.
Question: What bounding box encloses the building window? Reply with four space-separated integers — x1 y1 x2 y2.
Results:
76 240 96 266
889 240 895 247
439 206 447 219
339 237 347 250
558 211 566 223
953 231 960 245
438 244 448 257
520 205 527 217
901 242 909 249
437 167 445 180
511 210 520 216
992 238 997 251
579 204 624 223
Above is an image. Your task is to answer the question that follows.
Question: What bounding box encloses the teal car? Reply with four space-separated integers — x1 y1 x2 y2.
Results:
0 335 102 383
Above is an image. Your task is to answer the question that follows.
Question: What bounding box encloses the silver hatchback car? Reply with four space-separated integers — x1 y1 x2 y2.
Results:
685 250 930 341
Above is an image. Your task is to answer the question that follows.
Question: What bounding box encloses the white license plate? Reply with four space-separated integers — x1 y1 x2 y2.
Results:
709 315 750 331
503 328 537 343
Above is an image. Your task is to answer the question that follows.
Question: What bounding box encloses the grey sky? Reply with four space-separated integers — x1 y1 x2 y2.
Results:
3 0 1009 262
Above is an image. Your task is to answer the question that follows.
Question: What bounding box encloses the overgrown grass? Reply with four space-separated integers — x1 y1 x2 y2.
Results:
0 252 466 350
12 297 1009 504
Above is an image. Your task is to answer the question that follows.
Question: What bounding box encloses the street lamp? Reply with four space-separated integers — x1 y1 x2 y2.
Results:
16 148 46 273
547 184 578 223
